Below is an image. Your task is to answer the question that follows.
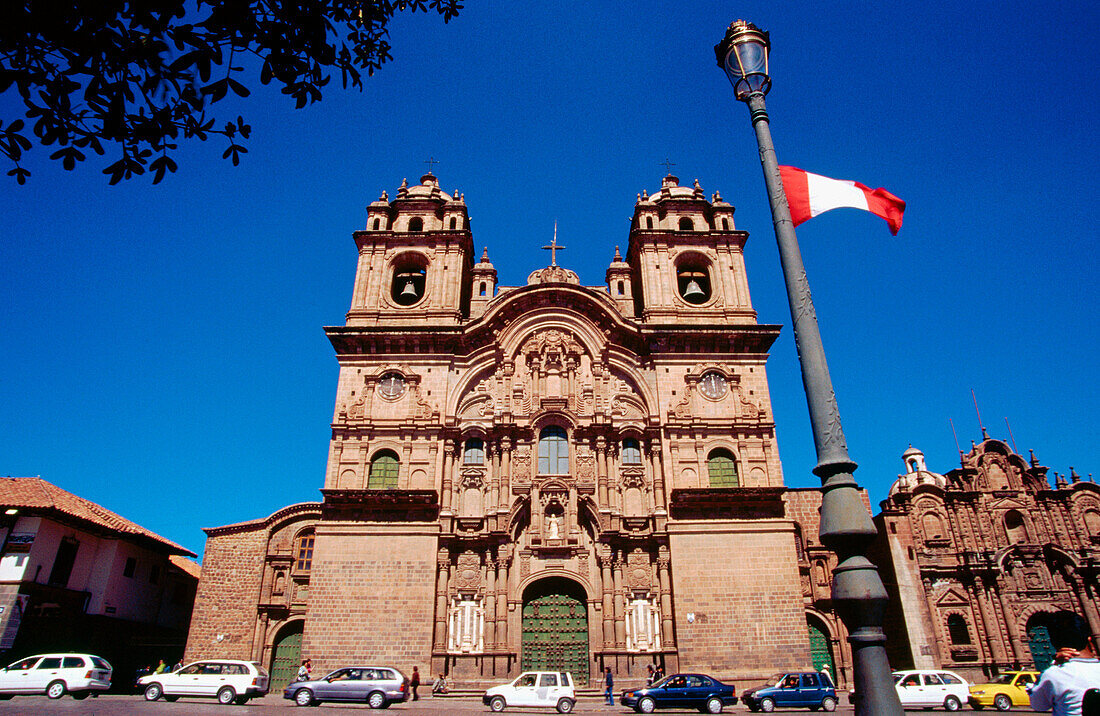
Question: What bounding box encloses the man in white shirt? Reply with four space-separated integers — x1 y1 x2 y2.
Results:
1030 613 1100 716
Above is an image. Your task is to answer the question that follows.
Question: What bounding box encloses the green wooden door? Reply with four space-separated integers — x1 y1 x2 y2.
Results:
271 627 303 689
808 620 835 680
522 592 589 686
1027 623 1055 672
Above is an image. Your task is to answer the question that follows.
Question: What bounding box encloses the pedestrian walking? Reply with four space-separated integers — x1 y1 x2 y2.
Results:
296 658 311 682
1030 612 1100 716
646 664 655 686
410 665 421 701
604 667 614 705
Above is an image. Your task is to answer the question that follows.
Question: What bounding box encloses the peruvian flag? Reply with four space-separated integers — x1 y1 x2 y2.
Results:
779 166 906 235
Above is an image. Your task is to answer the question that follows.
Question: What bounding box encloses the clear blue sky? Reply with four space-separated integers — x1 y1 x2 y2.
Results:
2 2 1097 558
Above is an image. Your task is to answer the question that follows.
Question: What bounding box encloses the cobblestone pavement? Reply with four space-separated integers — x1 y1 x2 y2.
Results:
0 693 1040 714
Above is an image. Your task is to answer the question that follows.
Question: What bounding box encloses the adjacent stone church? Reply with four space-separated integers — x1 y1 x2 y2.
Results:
185 173 859 688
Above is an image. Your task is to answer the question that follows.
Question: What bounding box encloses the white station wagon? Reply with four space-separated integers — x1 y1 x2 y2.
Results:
139 659 269 705
0 653 112 700
894 669 970 711
483 671 577 713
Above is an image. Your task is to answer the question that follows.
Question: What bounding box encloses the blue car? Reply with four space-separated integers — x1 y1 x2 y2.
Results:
740 672 837 712
620 673 736 713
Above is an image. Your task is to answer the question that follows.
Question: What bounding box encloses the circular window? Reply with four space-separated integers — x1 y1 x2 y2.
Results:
698 371 728 400
377 373 406 399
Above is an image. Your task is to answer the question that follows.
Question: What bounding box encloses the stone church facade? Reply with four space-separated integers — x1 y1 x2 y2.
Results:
874 438 1100 681
185 173 861 688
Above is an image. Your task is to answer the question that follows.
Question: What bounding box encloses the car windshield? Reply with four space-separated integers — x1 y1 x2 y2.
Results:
993 674 1015 684
893 674 903 683
764 673 786 687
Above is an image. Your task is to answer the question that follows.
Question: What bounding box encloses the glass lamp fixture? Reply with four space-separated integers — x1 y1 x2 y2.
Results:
714 20 771 100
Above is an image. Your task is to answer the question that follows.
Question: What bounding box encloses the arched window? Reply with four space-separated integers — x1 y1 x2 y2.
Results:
479 282 487 296
392 254 427 306
707 449 739 487
678 217 693 231
947 614 971 645
621 438 642 465
1085 510 1100 537
616 280 624 296
646 216 653 229
922 512 946 539
538 426 569 474
1005 510 1029 543
407 217 423 232
464 438 485 465
294 531 315 572
367 450 399 489
721 218 729 230
449 217 457 230
372 218 381 230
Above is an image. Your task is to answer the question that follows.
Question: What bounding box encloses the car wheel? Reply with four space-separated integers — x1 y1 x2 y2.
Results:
944 695 961 711
993 693 1012 711
759 696 776 712
217 686 237 705
72 691 89 700
144 683 163 701
489 695 507 712
46 680 67 700
556 697 575 713
705 696 723 713
367 691 387 709
638 696 657 713
821 696 837 712
295 689 314 707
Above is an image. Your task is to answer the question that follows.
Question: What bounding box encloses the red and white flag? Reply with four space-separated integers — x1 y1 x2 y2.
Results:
779 166 906 235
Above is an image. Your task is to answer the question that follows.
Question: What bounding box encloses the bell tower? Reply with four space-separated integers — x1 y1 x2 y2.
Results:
347 173 474 326
627 174 756 325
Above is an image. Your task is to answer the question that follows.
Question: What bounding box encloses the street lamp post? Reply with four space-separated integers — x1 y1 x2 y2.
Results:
715 20 904 716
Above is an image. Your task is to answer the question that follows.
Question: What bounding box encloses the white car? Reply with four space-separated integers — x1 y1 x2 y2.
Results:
483 671 576 713
139 659 269 705
894 669 969 711
0 653 112 700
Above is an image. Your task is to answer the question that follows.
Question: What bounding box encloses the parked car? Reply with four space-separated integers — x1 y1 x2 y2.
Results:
139 659 268 705
893 669 969 711
283 666 408 708
0 653 111 700
483 671 576 713
620 672 736 713
741 671 837 712
968 670 1039 711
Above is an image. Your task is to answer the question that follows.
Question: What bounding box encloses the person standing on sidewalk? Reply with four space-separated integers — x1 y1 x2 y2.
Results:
604 667 614 705
410 666 421 701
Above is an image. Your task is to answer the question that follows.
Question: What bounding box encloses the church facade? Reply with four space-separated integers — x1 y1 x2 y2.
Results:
874 439 1100 681
185 173 859 688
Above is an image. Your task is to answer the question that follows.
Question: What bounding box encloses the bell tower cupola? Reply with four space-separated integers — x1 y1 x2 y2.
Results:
348 173 474 326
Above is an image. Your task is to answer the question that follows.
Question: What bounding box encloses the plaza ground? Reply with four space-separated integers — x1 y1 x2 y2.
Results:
0 693 1040 714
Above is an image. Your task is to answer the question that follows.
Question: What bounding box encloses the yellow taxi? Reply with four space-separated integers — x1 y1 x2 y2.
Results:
968 670 1039 711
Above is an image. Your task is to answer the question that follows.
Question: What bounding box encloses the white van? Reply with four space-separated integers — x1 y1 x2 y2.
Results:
483 671 576 713
0 653 112 700
139 659 269 705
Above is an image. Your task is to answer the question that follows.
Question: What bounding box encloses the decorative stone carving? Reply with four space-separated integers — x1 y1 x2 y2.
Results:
454 552 482 592
513 446 531 481
460 468 485 489
620 467 646 489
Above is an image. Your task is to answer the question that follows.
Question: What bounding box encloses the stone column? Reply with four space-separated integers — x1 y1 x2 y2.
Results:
966 577 1006 664
441 440 455 513
600 548 615 648
327 440 344 488
613 555 626 647
488 441 499 515
484 558 497 650
358 444 369 488
650 440 667 514
596 436 609 508
657 551 674 649
500 437 512 508
434 550 450 651
992 579 1025 665
496 557 510 650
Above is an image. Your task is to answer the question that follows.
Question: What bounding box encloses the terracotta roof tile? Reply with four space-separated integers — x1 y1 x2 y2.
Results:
0 477 195 557
169 555 202 580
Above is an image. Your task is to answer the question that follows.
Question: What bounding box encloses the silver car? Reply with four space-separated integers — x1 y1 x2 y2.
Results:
283 666 409 708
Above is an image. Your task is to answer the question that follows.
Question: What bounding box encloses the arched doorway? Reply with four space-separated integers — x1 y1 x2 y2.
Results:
521 577 589 686
807 616 835 682
1027 611 1078 672
270 620 304 689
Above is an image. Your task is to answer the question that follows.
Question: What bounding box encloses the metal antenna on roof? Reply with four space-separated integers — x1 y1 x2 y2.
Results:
971 389 988 440
948 417 963 464
1004 417 1019 454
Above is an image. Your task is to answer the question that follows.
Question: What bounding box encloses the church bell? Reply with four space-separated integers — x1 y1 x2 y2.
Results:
400 280 419 299
682 279 705 300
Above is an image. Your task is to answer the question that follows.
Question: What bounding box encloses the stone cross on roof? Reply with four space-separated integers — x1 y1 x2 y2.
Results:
661 157 676 175
424 156 439 174
542 222 565 266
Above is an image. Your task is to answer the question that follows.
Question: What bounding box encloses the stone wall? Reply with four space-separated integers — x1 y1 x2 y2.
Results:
301 524 437 674
668 520 810 681
184 526 267 661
